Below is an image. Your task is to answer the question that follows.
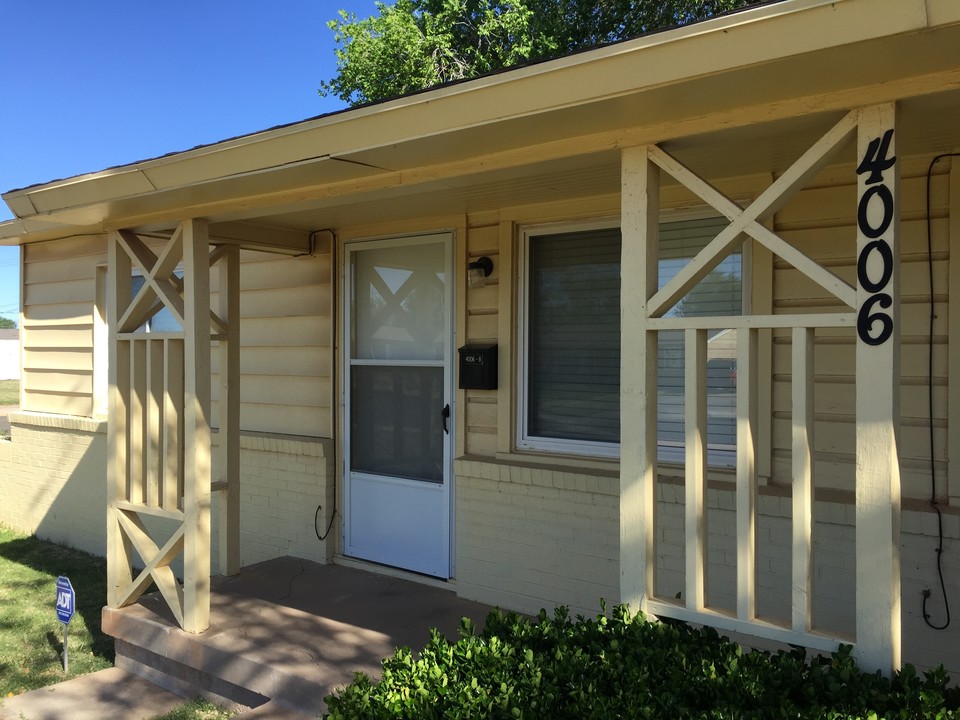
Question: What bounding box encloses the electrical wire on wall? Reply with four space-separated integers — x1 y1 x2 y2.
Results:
920 153 958 631
308 229 339 543
316 503 338 542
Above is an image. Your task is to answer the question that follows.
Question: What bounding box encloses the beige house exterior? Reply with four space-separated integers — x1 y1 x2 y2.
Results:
0 0 958 678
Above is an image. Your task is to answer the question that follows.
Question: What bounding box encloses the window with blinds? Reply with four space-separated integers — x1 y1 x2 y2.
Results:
519 216 742 461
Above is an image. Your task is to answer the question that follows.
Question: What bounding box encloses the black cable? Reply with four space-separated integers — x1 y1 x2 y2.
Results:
920 152 959 631
315 502 338 542
310 227 339 545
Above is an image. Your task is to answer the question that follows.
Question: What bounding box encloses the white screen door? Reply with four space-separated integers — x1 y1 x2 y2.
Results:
343 234 453 578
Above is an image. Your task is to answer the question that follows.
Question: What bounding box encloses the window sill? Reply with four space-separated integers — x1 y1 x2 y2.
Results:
490 447 740 482
492 449 619 476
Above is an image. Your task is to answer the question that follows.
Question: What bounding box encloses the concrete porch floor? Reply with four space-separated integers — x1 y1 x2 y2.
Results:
102 557 496 716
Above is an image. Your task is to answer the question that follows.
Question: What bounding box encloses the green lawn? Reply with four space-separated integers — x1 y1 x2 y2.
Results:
0 379 18 406
0 526 236 719
0 526 114 696
151 698 235 720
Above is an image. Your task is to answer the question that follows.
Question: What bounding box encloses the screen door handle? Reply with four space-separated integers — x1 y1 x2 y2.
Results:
441 404 450 434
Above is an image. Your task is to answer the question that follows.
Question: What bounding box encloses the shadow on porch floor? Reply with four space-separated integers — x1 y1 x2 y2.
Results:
102 557 495 716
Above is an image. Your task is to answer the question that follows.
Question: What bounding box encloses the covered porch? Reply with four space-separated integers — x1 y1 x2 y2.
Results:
1 0 957 687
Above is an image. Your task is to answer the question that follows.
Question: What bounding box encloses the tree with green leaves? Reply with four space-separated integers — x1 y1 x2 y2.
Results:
0 317 16 330
320 0 761 105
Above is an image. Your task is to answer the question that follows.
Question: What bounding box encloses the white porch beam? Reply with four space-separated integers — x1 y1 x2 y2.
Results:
620 145 660 611
854 103 901 676
209 221 311 256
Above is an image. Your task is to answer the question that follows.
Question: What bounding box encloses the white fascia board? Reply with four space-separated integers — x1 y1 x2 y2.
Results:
0 217 82 245
0 219 26 245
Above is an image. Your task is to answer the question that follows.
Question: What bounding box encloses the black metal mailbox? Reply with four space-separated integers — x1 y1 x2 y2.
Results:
458 343 497 390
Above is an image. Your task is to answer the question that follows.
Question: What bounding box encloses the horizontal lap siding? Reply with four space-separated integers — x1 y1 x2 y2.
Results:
771 156 949 499
464 221 500 457
21 235 106 416
210 248 333 438
22 234 333 440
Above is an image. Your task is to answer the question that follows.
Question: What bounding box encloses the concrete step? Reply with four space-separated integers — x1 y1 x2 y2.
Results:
101 558 495 717
105 602 329 715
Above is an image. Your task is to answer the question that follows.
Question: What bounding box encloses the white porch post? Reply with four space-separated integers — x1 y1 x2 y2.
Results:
620 146 659 611
183 219 213 633
854 103 901 675
106 237 133 607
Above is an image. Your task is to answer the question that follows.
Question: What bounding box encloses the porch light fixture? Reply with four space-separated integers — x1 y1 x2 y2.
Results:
467 256 493 288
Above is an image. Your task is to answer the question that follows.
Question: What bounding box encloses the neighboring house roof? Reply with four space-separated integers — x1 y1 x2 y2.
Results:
0 329 19 341
0 0 957 247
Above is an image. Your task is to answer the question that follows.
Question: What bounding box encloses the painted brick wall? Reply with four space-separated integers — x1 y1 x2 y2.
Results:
0 414 108 555
454 459 960 679
0 415 335 572
454 458 620 617
210 433 335 570
1 422 955 677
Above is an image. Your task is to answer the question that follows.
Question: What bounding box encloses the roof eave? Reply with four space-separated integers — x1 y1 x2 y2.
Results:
1 0 956 246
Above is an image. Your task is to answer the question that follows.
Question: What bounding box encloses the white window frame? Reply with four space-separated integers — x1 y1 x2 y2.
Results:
517 217 622 458
516 211 750 461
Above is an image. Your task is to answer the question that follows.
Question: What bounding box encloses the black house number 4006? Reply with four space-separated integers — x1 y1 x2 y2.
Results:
856 129 896 346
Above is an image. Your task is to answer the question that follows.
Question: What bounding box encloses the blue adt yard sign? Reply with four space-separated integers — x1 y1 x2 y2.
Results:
55 576 75 624
56 576 75 673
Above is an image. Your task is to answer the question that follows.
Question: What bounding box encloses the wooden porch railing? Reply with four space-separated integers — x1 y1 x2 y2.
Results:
106 219 240 633
621 103 901 674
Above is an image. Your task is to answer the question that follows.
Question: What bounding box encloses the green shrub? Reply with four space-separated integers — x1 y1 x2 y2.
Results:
324 604 959 719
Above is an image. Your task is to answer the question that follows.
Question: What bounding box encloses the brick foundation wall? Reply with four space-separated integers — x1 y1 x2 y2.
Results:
454 458 619 617
453 458 960 679
1 423 955 677
210 432 336 570
0 413 107 555
0 414 335 570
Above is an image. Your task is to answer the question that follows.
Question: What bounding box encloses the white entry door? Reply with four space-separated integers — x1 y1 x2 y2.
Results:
343 234 453 578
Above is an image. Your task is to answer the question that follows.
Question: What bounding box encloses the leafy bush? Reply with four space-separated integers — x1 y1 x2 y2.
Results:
324 604 959 719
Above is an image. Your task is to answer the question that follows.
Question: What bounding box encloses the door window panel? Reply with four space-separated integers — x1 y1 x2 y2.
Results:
353 245 445 362
350 365 444 483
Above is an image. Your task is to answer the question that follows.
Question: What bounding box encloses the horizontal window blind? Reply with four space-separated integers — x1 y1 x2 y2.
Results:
528 228 621 443
523 216 742 461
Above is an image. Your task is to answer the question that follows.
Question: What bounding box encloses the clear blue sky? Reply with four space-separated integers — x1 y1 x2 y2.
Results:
0 0 379 324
